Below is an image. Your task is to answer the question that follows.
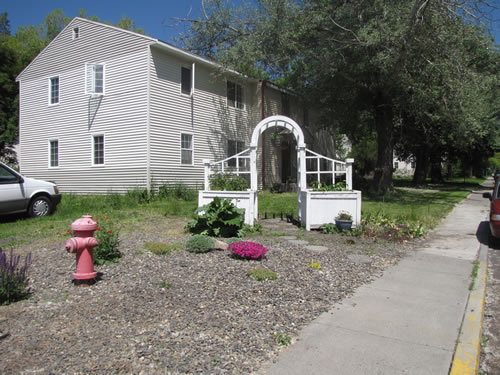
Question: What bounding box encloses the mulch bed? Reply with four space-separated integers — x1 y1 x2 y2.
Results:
0 219 412 374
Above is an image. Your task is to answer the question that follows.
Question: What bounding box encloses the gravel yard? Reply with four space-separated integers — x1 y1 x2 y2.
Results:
0 217 412 374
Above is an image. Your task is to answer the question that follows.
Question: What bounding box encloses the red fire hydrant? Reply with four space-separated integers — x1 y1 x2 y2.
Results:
65 214 98 283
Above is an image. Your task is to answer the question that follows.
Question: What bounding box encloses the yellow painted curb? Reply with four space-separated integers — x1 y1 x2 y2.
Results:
449 253 488 375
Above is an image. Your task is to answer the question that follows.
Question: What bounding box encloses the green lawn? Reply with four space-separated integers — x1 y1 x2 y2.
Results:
0 178 485 248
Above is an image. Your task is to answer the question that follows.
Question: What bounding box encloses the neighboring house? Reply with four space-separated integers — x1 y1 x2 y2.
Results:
16 17 335 193
393 157 416 177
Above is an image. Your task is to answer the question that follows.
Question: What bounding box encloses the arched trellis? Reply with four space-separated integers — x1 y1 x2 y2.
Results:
249 115 306 191
200 115 360 229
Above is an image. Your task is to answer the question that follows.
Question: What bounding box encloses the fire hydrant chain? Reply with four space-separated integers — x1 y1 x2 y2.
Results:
65 214 99 283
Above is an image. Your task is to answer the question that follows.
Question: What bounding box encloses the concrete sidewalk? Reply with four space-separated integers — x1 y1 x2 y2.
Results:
262 187 490 375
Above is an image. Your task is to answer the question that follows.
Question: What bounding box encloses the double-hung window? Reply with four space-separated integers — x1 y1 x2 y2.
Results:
86 64 105 95
227 80 243 109
93 135 104 165
181 66 192 95
228 139 246 168
49 77 59 105
49 140 59 167
181 133 193 165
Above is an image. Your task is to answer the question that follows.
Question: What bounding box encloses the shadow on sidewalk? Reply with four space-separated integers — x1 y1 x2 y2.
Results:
477 221 500 250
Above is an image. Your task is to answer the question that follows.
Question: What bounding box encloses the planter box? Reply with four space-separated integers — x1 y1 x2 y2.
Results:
299 190 362 231
198 190 258 226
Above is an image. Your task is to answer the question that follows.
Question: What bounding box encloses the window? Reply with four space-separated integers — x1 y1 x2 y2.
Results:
281 93 290 117
93 135 104 165
227 80 243 109
181 133 193 165
181 66 192 95
73 27 79 40
411 161 416 169
86 64 105 95
49 140 59 167
228 139 245 168
49 77 59 105
394 161 399 169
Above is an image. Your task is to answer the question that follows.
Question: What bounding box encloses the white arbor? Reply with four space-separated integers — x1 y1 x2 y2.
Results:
199 115 361 230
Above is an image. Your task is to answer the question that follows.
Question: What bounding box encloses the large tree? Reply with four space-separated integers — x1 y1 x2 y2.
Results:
177 0 499 193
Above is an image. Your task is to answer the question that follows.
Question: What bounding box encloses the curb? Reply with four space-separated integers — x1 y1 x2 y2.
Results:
449 242 488 375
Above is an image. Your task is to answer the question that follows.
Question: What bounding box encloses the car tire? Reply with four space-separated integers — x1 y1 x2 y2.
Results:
28 196 52 217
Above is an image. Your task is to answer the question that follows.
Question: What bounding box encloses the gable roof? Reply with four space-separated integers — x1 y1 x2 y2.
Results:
16 16 254 82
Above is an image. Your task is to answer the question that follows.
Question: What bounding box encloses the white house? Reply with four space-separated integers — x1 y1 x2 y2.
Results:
16 17 336 194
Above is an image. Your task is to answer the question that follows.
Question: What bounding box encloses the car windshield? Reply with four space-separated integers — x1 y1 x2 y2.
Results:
0 164 18 183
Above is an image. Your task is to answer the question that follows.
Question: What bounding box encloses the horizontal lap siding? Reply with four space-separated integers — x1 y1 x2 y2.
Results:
149 47 258 189
18 19 151 194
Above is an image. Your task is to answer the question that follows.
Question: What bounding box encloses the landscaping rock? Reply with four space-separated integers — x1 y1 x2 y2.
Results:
214 239 229 250
0 217 411 374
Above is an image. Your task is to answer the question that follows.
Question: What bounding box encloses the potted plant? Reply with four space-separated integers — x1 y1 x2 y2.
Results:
335 210 353 231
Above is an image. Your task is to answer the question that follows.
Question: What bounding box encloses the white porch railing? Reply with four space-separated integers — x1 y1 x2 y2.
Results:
305 149 354 190
203 148 251 191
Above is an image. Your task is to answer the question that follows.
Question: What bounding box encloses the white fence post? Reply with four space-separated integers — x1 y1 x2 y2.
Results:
203 159 211 191
250 145 258 191
346 158 354 190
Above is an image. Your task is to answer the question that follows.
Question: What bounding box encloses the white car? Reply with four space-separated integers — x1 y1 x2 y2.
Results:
0 162 62 217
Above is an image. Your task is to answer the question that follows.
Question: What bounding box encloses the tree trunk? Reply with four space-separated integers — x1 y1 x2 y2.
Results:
413 146 430 184
371 100 394 194
430 152 443 183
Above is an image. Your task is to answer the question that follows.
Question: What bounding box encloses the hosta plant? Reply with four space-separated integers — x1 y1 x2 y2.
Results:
0 248 32 305
185 197 245 237
228 241 268 260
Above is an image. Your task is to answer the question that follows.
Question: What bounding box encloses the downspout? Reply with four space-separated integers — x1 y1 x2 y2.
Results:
146 45 152 192
191 62 195 128
260 80 266 189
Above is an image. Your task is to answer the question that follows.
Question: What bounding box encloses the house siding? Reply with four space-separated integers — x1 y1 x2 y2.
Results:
148 46 258 189
18 18 152 193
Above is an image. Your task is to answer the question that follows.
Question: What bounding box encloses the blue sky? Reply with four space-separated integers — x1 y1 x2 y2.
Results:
2 0 499 45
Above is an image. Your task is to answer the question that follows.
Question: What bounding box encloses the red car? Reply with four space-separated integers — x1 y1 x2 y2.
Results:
484 180 500 238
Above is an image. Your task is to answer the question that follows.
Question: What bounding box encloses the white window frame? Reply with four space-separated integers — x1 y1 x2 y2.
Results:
85 63 105 95
48 76 59 105
180 132 194 166
92 134 105 166
227 80 244 110
180 66 192 96
48 139 59 168
72 27 79 40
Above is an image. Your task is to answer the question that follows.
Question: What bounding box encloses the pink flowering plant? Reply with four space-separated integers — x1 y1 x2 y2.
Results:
228 241 268 260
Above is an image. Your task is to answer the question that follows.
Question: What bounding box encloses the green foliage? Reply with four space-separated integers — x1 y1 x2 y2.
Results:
186 197 245 237
247 268 277 281
0 248 31 305
335 210 352 221
159 280 173 289
306 261 321 270
210 173 248 191
144 242 183 255
238 221 263 237
93 218 121 265
157 183 197 201
322 223 339 234
310 181 347 191
185 234 215 253
274 331 292 346
469 261 480 291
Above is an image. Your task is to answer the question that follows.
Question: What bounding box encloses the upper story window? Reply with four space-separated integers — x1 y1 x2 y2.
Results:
73 27 79 40
181 133 193 165
181 66 192 95
49 76 59 105
227 80 243 109
93 134 104 165
86 64 105 95
49 140 59 167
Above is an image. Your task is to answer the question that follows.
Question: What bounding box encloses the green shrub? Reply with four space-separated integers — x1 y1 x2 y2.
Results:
186 234 215 253
306 261 321 270
210 173 248 191
144 242 183 255
93 217 121 265
0 248 31 305
310 181 347 191
247 268 277 281
185 197 245 237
